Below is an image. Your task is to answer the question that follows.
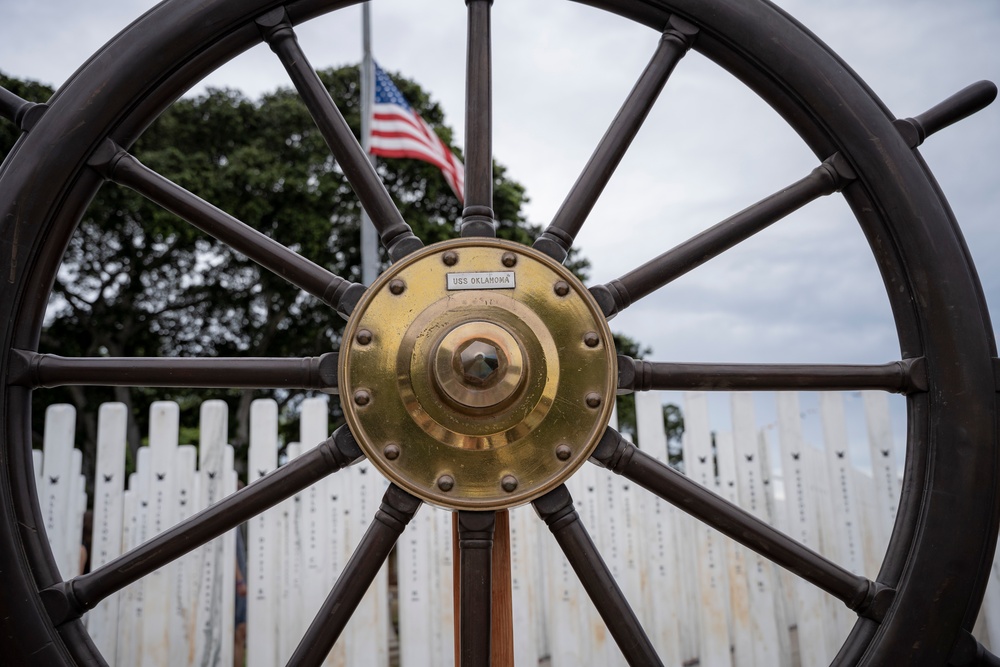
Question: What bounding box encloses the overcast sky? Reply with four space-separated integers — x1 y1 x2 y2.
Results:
1 0 998 458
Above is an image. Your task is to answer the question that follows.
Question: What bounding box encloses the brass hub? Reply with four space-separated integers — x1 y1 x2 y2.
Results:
340 238 615 510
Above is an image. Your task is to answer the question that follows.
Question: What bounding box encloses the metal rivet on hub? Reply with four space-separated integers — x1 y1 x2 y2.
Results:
356 329 373 345
437 475 455 492
555 444 572 461
501 252 517 268
442 251 458 266
389 279 406 295
583 332 600 348
383 443 400 460
554 281 570 297
585 393 602 408
501 475 518 492
354 389 371 406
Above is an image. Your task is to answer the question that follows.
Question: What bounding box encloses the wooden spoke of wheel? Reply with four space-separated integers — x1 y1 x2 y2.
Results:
8 350 339 392
589 83 1000 319
256 8 422 261
533 15 698 264
617 355 928 394
589 154 854 318
533 484 663 666
39 426 363 626
589 427 896 622
88 141 364 318
288 484 421 667
460 0 496 238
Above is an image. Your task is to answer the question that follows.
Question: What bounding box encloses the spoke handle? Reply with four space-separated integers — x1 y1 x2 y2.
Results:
0 86 46 131
950 629 1000 667
895 80 997 148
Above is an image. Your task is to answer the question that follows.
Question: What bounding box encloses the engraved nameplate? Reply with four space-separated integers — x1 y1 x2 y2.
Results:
446 271 516 290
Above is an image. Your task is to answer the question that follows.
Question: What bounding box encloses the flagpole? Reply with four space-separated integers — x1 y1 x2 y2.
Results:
359 2 379 286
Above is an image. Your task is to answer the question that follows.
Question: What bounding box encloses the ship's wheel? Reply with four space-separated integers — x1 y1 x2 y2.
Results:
0 0 997 664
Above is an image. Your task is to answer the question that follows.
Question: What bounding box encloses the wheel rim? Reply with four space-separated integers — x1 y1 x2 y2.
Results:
0 0 996 665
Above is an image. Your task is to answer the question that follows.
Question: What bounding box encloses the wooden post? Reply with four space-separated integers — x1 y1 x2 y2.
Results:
451 510 514 667
491 510 514 666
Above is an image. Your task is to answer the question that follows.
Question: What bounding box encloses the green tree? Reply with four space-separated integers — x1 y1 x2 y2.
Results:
1 67 679 486
1 66 595 482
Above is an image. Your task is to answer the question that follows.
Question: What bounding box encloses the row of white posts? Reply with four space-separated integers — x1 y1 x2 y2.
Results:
35 391 998 666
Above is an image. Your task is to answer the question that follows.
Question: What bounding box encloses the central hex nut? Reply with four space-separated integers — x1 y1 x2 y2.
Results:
433 321 524 410
458 340 501 386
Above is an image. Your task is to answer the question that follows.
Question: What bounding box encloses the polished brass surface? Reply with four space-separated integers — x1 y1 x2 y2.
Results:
340 238 615 510
432 321 524 410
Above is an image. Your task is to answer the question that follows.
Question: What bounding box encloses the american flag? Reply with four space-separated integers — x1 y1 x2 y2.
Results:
370 63 465 202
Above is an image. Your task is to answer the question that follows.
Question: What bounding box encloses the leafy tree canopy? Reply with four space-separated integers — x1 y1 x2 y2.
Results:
0 66 681 485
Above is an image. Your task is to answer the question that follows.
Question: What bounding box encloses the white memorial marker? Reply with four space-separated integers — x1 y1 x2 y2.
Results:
683 392 733 666
804 432 851 651
278 442 306 663
862 391 899 550
397 501 432 667
142 401 179 667
41 404 76 578
222 457 237 667
429 507 455 667
248 399 280 667
193 400 234 667
819 392 865 638
169 444 199 667
510 505 539 667
852 464 882 579
564 438 604 665
345 449 389 666
89 402 128 664
634 391 683 665
731 393 782 667
758 429 793 667
117 480 139 667
65 448 84 578
123 448 152 666
775 392 831 666
298 397 343 666
715 431 755 665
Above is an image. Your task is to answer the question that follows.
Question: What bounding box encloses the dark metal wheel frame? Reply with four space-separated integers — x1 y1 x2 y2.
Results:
0 0 997 665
